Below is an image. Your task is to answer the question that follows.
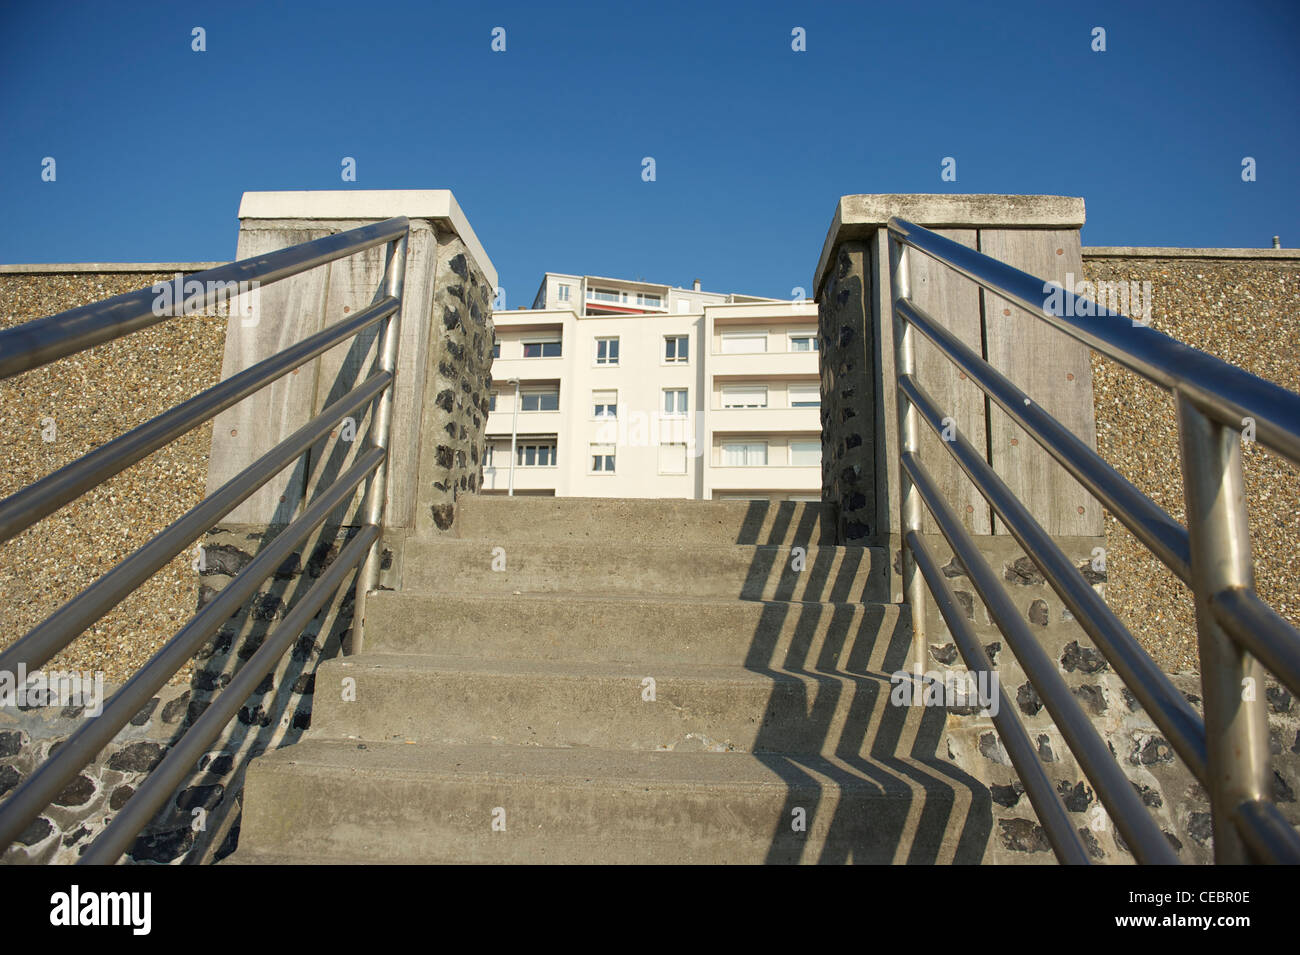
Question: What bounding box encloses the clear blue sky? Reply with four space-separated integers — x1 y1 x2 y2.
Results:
1 0 1296 302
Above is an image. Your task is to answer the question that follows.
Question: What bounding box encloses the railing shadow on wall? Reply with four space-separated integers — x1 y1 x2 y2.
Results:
0 218 409 864
886 217 1300 865
734 499 992 864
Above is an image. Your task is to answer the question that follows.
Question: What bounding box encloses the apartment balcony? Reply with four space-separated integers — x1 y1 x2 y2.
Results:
584 292 668 316
485 409 563 436
708 351 819 378
491 356 565 380
708 406 820 433
708 465 821 492
481 464 558 493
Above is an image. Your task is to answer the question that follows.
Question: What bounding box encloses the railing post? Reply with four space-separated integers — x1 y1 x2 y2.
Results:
1176 396 1271 863
352 233 408 654
889 235 926 671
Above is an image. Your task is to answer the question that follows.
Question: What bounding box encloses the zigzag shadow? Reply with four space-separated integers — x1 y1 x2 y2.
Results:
735 498 992 864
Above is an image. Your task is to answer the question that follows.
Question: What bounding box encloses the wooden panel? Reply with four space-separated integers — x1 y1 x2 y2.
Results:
309 244 386 525
304 225 440 529
979 228 1103 537
206 228 330 524
908 229 992 536
382 225 437 529
867 235 896 540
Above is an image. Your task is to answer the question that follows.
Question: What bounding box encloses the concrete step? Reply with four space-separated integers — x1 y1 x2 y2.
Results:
397 538 888 602
309 652 924 754
363 591 910 667
219 849 371 865
237 739 982 864
450 494 836 545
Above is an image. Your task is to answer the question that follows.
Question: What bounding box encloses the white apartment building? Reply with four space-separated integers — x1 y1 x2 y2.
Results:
483 273 821 501
530 271 773 315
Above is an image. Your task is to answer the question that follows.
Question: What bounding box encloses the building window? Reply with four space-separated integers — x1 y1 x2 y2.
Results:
488 392 497 412
637 293 662 307
591 288 620 303
523 339 561 358
557 284 571 302
721 332 767 354
590 443 616 473
483 444 495 468
663 388 688 416
521 388 559 412
721 385 767 409
517 442 557 467
788 383 821 407
492 341 501 359
722 442 768 466
789 334 819 352
595 337 620 365
664 335 689 363
593 390 618 418
659 442 687 474
790 440 822 467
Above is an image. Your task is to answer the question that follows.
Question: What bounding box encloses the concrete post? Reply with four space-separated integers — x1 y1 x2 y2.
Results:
814 195 1099 547
205 191 497 539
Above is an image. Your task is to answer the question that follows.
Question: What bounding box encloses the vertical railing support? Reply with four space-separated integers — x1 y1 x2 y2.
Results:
1176 396 1271 863
352 233 408 655
890 237 926 671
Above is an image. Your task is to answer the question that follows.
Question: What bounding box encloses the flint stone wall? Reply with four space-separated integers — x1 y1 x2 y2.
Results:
912 533 1300 863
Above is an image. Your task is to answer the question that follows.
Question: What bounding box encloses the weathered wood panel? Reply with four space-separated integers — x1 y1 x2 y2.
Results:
206 228 330 524
979 228 1102 536
907 229 992 536
308 242 385 526
381 224 438 530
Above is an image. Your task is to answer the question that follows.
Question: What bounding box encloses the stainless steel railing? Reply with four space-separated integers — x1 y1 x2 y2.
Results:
0 216 409 864
888 216 1300 865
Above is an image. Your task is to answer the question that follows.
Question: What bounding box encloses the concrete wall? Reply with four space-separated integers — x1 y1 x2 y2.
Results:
0 265 228 688
207 190 496 534
1081 247 1300 673
814 194 1098 547
921 532 1300 863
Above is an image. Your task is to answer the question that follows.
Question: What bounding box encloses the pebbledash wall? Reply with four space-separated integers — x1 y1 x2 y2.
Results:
1 190 1296 863
815 195 1300 862
0 191 496 862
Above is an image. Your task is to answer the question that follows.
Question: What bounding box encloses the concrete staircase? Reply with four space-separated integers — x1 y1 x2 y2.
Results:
229 497 992 864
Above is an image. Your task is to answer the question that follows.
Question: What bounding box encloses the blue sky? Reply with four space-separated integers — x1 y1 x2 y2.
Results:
1 0 1296 302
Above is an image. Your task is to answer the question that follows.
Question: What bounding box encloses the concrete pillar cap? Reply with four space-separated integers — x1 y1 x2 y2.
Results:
814 193 1085 296
238 189 496 290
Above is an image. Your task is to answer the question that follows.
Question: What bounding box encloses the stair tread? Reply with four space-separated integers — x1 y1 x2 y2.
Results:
320 651 896 684
369 589 890 609
451 496 836 546
251 737 947 792
426 539 878 553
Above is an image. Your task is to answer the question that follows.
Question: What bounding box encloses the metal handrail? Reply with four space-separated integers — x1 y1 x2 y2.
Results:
888 217 1300 462
0 296 398 546
894 296 1192 584
898 372 1208 782
906 530 1092 864
0 372 391 679
888 216 1300 865
0 217 407 381
0 217 409 863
